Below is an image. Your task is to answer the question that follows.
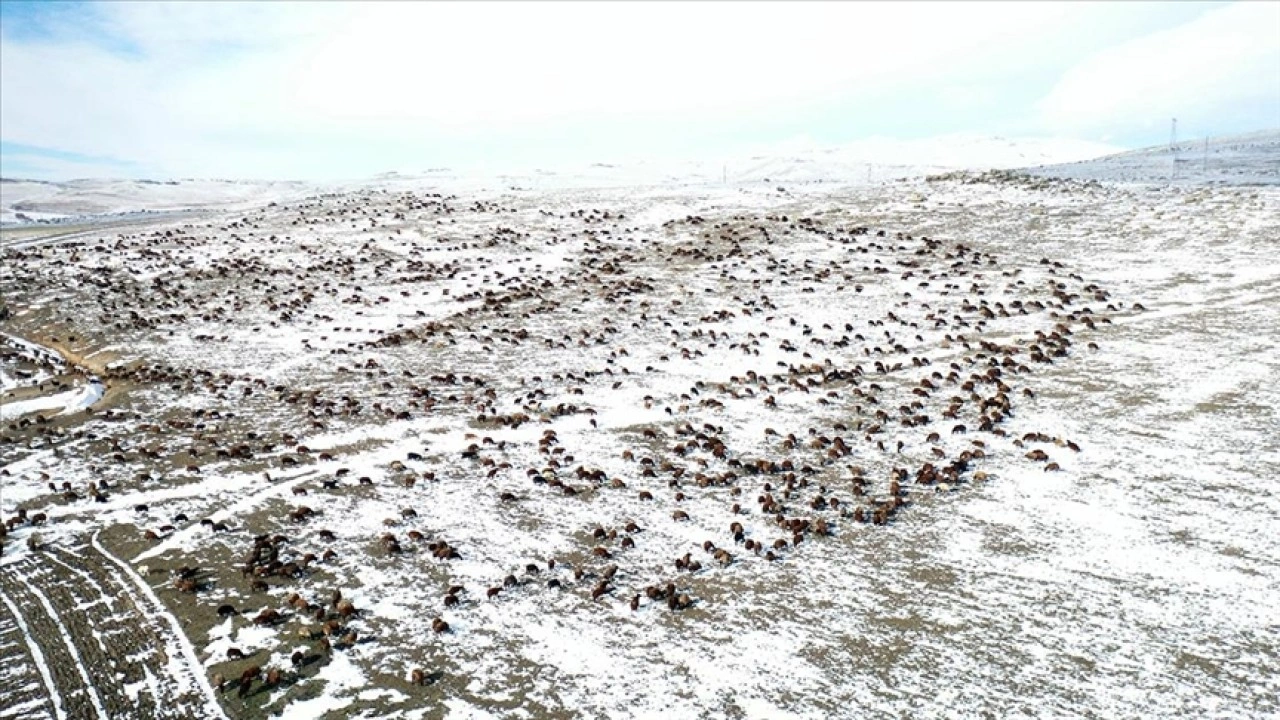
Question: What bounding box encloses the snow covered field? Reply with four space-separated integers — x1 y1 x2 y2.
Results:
1 134 1278 719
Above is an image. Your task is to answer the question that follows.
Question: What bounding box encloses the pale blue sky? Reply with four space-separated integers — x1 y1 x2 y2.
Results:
1 1 1276 180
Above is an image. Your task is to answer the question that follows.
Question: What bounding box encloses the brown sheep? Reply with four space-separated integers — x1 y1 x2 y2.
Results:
590 582 611 601
253 608 280 626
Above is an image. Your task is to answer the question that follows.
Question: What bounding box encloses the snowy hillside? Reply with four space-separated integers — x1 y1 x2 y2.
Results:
1023 129 1280 185
1 135 1125 227
370 135 1124 191
11 131 1274 228
0 178 319 225
712 134 1122 185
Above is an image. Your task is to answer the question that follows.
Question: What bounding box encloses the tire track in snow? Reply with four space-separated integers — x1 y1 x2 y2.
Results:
131 468 318 564
0 588 67 720
0 605 57 720
37 549 173 717
90 531 230 720
8 567 110 719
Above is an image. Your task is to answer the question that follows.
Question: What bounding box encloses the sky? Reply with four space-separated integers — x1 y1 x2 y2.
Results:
0 1 1276 181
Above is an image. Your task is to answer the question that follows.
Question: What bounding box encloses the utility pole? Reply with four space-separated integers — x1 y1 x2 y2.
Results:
1170 118 1179 178
1203 137 1209 174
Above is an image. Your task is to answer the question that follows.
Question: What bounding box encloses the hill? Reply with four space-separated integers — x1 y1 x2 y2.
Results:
1023 129 1280 185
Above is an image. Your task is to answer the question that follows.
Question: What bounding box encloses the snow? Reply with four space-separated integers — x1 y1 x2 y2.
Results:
0 379 103 420
1 129 1277 719
1025 129 1280 186
0 590 65 720
0 696 52 720
355 135 1123 194
357 688 408 703
274 652 366 720
1 135 1121 229
0 333 67 391
203 620 277 667
0 178 318 226
88 532 230 720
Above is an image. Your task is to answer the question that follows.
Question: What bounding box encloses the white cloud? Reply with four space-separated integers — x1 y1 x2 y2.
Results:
1037 2 1280 137
278 2 1077 129
1 2 1272 179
